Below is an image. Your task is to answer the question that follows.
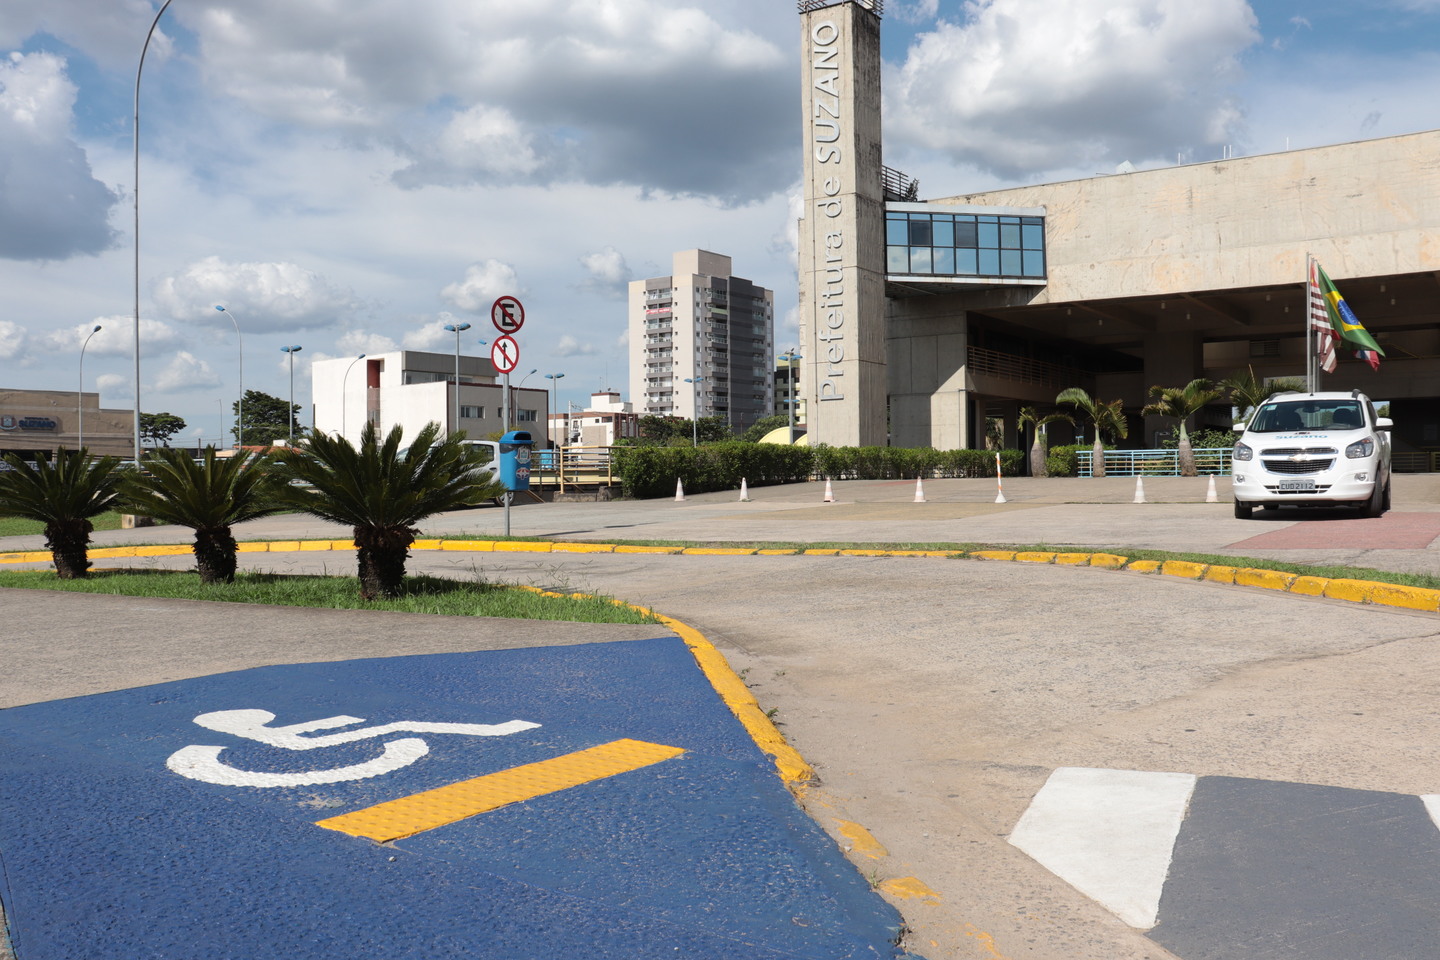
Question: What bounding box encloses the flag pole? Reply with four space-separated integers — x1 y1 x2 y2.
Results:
1305 254 1317 393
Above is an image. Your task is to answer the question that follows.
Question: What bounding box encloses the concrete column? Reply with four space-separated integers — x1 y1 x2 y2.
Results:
798 1 887 447
1142 330 1203 444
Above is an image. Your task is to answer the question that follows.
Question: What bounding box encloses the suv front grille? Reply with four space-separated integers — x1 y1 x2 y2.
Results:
1261 447 1337 475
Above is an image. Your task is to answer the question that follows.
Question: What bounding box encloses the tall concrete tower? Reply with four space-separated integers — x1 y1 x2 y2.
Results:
797 0 887 447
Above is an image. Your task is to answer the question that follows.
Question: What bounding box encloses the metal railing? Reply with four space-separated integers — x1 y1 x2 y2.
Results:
1076 447 1233 477
531 445 616 492
968 346 1091 391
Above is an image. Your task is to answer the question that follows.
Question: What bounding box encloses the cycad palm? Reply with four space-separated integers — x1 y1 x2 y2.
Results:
0 450 121 578
118 447 287 584
277 422 505 599
1142 379 1223 476
1056 388 1128 478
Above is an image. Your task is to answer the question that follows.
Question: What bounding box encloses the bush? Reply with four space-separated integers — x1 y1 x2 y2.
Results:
1160 427 1236 450
1046 444 1083 477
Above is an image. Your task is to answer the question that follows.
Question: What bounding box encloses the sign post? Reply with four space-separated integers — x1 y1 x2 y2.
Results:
491 299 525 535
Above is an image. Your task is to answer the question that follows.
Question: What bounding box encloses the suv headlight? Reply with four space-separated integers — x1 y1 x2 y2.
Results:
1233 441 1252 461
1345 437 1375 459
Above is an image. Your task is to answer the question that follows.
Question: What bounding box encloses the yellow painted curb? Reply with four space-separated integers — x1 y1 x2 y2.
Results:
1088 553 1129 569
411 539 443 551
1015 551 1056 564
89 546 139 558
237 542 269 553
0 551 49 563
1368 583 1440 612
299 540 332 552
440 540 495 551
1161 560 1207 580
139 545 194 557
803 548 840 555
1323 579 1374 604
879 876 942 902
1288 576 1329 596
834 819 889 859
757 548 799 555
1204 565 1238 585
839 549 892 557
615 545 684 554
969 550 1015 561
551 542 616 554
494 541 552 553
1127 559 1162 573
683 547 757 556
266 541 302 552
1055 553 1092 565
1235 568 1296 591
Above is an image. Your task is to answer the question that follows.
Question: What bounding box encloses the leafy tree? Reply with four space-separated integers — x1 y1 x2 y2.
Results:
1142 379 1224 477
742 414 791 443
117 447 288 584
140 411 187 447
234 389 303 447
1219 367 1306 425
1056 388 1129 478
1017 407 1074 477
637 415 731 446
0 449 121 578
275 422 505 599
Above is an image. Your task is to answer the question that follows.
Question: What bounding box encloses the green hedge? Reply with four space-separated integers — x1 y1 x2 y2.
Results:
1045 444 1084 478
613 443 1023 499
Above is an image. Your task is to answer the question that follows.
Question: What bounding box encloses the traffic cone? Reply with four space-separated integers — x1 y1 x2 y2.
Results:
994 452 1007 503
1133 477 1146 504
823 478 835 503
739 478 751 502
914 477 926 503
675 479 685 501
1205 475 1218 503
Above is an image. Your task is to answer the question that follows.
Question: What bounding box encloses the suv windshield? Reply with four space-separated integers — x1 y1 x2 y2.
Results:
1249 399 1365 433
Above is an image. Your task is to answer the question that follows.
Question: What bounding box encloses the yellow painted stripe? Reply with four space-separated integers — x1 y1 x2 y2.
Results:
315 738 684 842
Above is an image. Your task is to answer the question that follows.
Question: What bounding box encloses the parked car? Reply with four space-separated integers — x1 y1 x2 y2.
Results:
1231 390 1392 518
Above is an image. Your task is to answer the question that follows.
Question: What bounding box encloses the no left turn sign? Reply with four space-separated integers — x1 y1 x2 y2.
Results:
491 296 524 334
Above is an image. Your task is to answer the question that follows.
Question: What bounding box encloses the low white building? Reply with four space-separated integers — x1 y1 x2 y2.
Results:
312 350 550 445
548 391 640 447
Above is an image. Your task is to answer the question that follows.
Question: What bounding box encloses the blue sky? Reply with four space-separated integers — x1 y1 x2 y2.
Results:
1 0 1437 445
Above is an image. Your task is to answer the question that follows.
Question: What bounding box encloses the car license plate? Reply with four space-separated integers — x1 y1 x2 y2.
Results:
1278 479 1316 492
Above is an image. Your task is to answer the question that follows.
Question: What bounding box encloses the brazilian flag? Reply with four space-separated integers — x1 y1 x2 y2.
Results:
1316 263 1384 358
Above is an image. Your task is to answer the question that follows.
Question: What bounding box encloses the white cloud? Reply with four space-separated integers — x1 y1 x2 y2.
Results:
95 373 127 398
42 317 184 359
440 260 523 313
0 318 31 362
0 0 168 70
554 334 599 358
885 0 1262 178
0 52 118 260
334 330 399 356
152 256 354 331
576 246 630 299
154 351 222 392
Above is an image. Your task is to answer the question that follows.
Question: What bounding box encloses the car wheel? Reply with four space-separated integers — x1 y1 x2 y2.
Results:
1382 480 1392 511
1362 480 1385 518
1260 503 1278 511
1234 500 1253 519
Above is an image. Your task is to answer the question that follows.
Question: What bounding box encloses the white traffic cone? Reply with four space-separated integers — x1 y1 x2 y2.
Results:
914 477 926 503
1205 475 1218 503
1133 477 1146 504
823 478 836 503
675 478 685 501
739 478 751 502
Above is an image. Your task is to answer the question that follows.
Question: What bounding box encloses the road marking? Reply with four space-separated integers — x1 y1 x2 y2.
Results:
1009 766 1196 929
316 738 686 842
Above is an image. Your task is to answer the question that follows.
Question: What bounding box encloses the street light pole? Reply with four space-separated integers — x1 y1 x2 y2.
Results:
512 368 536 430
78 324 101 451
281 345 302 444
342 354 366 439
684 376 707 446
779 349 802 444
215 306 243 447
133 0 177 464
544 373 565 447
443 321 472 436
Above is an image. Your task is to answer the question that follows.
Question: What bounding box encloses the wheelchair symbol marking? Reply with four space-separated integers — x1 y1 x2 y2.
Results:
166 708 540 788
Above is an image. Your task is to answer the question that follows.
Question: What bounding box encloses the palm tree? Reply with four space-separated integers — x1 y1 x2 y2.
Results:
276 422 505 600
0 449 121 578
1017 407 1074 477
1056 388 1128 478
1142 379 1224 477
1219 367 1306 426
117 447 287 584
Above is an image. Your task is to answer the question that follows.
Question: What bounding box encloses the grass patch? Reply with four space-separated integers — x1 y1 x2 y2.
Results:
0 511 125 538
0 569 660 624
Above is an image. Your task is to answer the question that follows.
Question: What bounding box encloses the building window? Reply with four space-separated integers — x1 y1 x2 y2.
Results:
886 211 1046 280
460 405 485 419
514 409 537 422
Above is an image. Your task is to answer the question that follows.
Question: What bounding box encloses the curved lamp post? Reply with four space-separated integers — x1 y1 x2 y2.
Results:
509 368 536 430
443 321 472 434
133 0 177 463
280 345 302 443
779 349 802 444
215 306 243 447
684 376 707 446
544 373 565 447
341 353 366 439
78 324 102 451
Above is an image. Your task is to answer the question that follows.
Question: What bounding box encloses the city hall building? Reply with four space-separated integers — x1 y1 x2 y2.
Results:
797 0 1440 464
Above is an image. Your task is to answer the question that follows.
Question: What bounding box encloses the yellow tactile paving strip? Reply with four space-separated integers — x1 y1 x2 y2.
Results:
315 738 685 842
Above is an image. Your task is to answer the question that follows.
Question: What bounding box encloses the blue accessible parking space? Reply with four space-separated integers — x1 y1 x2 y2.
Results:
0 638 908 959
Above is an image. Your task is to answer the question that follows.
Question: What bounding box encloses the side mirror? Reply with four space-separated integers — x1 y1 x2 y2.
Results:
1376 417 1393 431
1232 422 1246 432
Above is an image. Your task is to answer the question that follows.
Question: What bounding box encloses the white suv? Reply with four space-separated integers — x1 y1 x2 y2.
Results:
1231 391 1392 519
